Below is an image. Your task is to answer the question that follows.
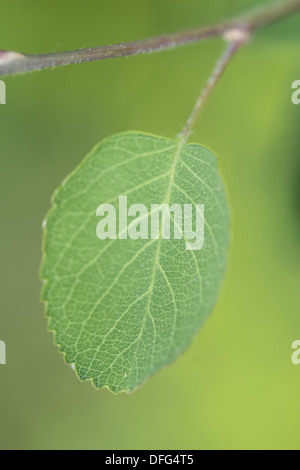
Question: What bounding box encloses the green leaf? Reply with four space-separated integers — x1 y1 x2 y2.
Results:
41 131 230 393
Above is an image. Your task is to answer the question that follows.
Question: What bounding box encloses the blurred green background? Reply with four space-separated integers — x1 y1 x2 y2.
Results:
1 0 300 450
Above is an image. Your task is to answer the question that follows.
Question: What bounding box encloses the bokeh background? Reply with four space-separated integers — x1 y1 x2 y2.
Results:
1 0 300 450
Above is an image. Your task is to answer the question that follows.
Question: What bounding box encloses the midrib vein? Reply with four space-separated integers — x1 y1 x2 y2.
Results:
134 138 184 372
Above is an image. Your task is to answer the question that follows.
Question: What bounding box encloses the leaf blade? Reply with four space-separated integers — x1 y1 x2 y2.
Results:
41 131 230 393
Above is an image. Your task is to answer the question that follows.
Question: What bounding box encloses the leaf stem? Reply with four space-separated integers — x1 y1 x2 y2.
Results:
0 0 300 77
180 27 250 139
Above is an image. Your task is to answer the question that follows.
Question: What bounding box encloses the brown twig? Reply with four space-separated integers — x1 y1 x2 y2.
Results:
0 0 299 77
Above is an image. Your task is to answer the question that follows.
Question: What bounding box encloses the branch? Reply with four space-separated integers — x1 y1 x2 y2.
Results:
0 0 300 77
